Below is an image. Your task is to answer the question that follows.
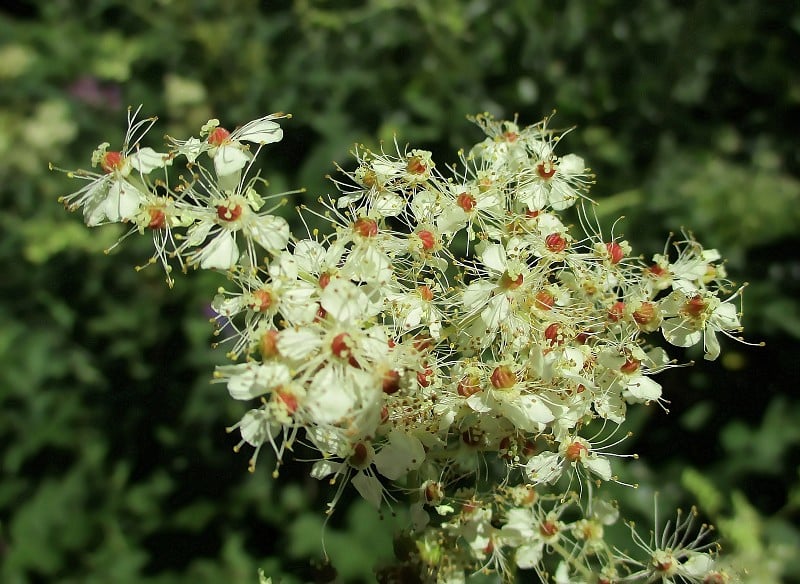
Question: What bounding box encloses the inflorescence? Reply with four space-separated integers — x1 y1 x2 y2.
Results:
57 107 746 583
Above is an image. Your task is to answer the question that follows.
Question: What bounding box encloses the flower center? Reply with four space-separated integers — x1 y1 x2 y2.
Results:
607 301 626 322
456 192 476 211
490 365 516 389
544 322 564 346
382 369 401 394
539 520 559 537
605 242 625 264
416 229 436 251
147 207 166 229
353 217 378 237
457 374 481 397
418 285 434 302
259 329 280 358
208 126 231 146
682 295 708 318
406 155 427 175
534 290 555 310
537 161 557 179
100 151 124 173
565 440 588 462
248 288 274 312
633 301 657 325
216 203 243 222
276 387 298 414
620 357 641 374
500 271 524 290
545 232 567 253
348 442 371 469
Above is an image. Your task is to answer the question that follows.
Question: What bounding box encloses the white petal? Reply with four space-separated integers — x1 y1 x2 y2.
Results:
480 294 510 331
625 375 662 402
198 231 239 270
239 409 277 446
373 430 426 480
127 147 170 173
293 239 327 273
276 328 321 360
234 116 284 144
681 552 715 577
247 214 290 254
515 542 544 569
214 145 250 176
351 471 383 509
703 330 721 361
226 362 291 400
525 451 563 484
583 456 612 481
462 280 494 311
306 366 357 424
103 180 142 222
321 279 369 323
712 302 740 329
661 318 703 348
480 243 507 273
558 153 585 175
373 192 405 217
501 394 554 431
310 459 342 480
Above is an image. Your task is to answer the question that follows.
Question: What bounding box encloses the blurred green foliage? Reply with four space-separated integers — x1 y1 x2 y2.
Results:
1 0 798 582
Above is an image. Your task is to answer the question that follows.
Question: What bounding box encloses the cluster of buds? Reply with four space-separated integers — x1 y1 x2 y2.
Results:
57 108 745 583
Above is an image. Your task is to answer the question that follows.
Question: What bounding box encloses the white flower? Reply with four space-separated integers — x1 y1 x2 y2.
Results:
58 107 170 226
660 290 742 360
202 114 286 177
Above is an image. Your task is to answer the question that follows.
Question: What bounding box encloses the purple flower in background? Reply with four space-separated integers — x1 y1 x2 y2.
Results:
68 75 122 110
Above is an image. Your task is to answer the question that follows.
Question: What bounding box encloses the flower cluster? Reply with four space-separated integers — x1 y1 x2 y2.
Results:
57 108 746 583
